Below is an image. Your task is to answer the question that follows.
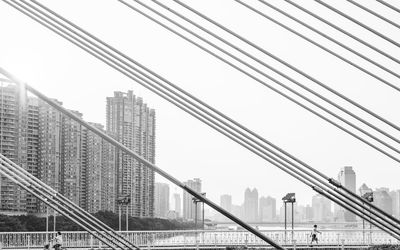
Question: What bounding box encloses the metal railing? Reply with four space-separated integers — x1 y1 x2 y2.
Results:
0 229 399 249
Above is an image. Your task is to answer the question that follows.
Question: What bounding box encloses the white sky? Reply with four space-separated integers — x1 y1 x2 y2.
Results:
1 0 400 209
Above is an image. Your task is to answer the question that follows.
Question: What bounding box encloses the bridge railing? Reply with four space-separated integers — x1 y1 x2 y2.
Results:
0 229 398 248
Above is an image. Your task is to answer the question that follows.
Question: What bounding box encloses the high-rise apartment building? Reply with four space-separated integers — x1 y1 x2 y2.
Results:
26 97 39 213
1 86 155 216
86 123 117 213
60 110 87 208
154 182 170 218
244 188 258 222
0 84 28 214
37 99 62 204
337 166 356 222
106 91 155 217
183 178 201 221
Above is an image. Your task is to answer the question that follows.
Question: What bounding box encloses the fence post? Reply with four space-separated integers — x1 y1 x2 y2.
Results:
90 235 93 249
245 234 248 248
293 239 296 250
341 239 345 250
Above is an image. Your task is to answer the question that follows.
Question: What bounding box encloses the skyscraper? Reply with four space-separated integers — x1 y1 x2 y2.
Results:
37 98 62 214
154 182 170 218
106 91 156 217
60 110 86 208
244 188 258 222
86 123 117 213
337 166 356 222
0 84 28 214
183 178 201 221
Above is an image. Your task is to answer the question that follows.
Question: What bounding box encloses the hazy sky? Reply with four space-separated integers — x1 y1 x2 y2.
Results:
1 0 400 208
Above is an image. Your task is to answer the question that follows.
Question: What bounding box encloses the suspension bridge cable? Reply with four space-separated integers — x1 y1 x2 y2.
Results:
377 0 400 14
259 0 400 82
347 0 400 29
27 0 400 189
0 159 123 250
119 0 400 165
0 152 139 250
174 0 400 133
284 0 400 65
22 0 400 229
155 0 400 152
315 0 400 48
233 0 398 93
0 15 284 250
170 0 400 225
10 0 400 232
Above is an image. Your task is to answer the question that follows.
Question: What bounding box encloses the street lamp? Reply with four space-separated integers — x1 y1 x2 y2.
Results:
117 195 131 232
362 192 373 245
192 192 206 230
282 193 296 244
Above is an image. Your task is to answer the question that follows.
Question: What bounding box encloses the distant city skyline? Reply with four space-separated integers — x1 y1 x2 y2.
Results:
153 166 400 222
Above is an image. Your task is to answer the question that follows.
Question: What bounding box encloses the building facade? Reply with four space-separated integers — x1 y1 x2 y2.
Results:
0 84 28 214
337 166 356 222
0 86 154 216
244 188 258 222
106 91 155 217
183 178 202 221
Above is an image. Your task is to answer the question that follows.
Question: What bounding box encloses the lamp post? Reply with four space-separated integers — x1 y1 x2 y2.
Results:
192 197 200 230
201 193 206 230
282 193 296 245
192 193 206 230
117 195 131 232
53 210 57 232
362 192 373 245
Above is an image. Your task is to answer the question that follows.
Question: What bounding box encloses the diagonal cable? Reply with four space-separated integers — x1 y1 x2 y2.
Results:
0 6 284 247
160 0 400 142
7 0 400 236
0 152 139 250
168 0 400 227
21 0 400 231
0 157 127 250
118 0 400 168
234 0 399 93
316 0 400 48
284 0 400 65
259 0 400 80
347 0 400 29
377 0 400 14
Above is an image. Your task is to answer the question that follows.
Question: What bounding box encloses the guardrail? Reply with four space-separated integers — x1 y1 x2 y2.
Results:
0 229 398 249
